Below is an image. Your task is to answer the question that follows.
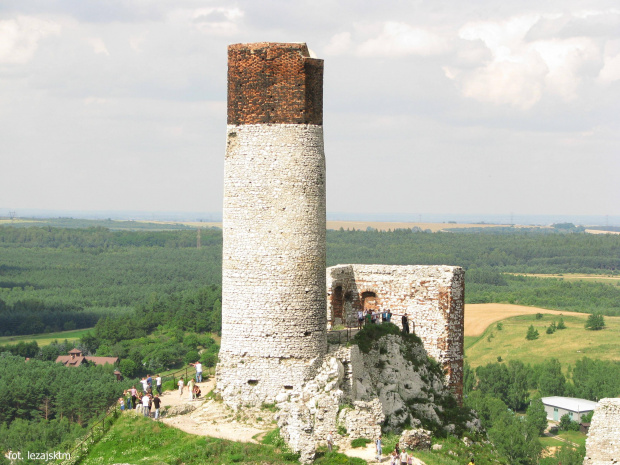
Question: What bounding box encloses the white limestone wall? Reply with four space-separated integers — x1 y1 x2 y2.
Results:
584 398 620 465
326 264 465 400
218 123 327 405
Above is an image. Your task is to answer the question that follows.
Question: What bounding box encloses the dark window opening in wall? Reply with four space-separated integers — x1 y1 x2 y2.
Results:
248 380 259 385
284 385 294 390
304 331 311 336
332 286 344 320
361 291 378 312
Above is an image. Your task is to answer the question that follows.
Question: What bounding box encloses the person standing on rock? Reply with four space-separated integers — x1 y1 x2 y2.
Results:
326 431 333 452
375 435 382 462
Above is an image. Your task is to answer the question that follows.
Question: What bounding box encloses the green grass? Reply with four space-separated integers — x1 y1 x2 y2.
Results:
557 431 587 447
81 415 300 464
465 312 620 368
80 415 367 465
540 436 565 447
0 328 93 346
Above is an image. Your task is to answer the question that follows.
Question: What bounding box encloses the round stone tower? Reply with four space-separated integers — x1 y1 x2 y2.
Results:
217 42 327 406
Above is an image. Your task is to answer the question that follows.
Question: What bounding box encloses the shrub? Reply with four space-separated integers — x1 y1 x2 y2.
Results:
526 325 539 340
350 438 371 448
557 318 566 329
585 313 605 331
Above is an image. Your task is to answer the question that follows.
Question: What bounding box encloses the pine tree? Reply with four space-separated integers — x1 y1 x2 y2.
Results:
526 325 539 340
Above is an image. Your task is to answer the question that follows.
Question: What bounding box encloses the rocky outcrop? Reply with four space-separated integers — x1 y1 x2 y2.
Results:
584 398 620 465
399 428 432 451
275 324 478 463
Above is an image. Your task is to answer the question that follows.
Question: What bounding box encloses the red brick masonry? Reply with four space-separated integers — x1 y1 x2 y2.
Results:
228 42 323 125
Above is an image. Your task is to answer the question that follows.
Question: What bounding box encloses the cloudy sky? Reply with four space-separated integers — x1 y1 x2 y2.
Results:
1 0 618 221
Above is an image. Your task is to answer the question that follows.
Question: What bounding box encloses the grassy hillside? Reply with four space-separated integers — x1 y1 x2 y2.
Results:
465 312 620 368
78 415 365 465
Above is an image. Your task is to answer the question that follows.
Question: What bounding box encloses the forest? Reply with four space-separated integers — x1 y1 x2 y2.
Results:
1 225 619 336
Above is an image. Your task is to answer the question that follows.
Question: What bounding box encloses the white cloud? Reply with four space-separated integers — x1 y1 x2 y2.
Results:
0 16 61 64
357 22 449 57
450 12 613 108
87 37 110 55
190 7 244 35
324 32 351 56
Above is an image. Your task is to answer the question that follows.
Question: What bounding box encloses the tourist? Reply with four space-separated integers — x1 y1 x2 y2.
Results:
357 309 364 330
142 393 150 417
155 374 162 395
146 374 152 389
390 450 398 465
191 361 203 383
118 397 125 411
135 392 142 415
152 394 161 420
467 459 475 465
124 390 132 410
178 378 184 397
386 309 392 323
140 377 148 392
188 378 195 400
375 435 382 462
326 431 333 452
400 449 408 465
193 385 201 399
402 315 409 334
130 385 138 409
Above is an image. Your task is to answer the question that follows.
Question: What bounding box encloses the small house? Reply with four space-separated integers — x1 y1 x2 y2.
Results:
55 348 118 367
542 396 597 422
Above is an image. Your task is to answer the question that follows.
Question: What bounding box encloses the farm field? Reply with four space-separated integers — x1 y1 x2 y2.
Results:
465 309 620 368
0 328 92 346
464 303 590 337
172 220 518 232
506 273 620 284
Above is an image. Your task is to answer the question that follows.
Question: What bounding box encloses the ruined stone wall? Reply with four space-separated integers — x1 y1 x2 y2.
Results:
327 265 464 401
218 43 327 406
583 398 620 465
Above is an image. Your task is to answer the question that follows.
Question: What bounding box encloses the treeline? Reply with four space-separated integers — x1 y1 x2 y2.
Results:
467 270 620 315
465 357 620 411
326 228 620 274
0 225 219 248
1 225 619 336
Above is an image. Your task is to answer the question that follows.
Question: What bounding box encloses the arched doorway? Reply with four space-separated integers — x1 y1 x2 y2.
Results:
331 286 344 321
361 291 378 312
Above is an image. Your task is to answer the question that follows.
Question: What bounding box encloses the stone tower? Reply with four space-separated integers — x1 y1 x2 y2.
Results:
217 43 327 406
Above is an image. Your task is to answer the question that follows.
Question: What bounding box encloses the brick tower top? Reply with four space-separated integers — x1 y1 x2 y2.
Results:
227 42 323 125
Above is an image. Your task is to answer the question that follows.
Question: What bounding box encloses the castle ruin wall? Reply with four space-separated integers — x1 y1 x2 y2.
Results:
327 264 465 401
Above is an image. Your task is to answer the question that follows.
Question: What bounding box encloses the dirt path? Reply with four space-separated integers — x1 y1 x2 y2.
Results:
158 377 272 443
149 377 429 464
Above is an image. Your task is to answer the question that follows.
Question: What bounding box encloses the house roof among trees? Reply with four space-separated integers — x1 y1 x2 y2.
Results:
542 396 598 412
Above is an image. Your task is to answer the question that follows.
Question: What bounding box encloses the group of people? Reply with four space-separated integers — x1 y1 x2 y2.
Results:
118 381 162 420
357 309 413 334
375 436 416 465
177 361 204 400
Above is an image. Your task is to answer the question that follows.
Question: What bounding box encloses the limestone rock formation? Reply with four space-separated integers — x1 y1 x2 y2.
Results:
275 324 478 462
583 398 620 465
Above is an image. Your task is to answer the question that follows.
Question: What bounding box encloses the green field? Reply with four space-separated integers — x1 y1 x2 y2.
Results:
465 312 620 368
0 328 93 346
